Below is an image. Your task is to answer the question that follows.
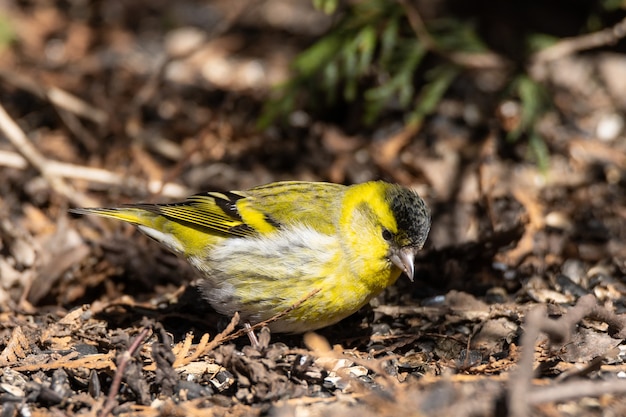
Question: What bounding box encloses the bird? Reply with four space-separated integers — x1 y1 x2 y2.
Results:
70 180 431 333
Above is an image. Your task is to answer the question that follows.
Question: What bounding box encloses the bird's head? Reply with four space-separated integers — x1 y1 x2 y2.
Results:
340 181 431 281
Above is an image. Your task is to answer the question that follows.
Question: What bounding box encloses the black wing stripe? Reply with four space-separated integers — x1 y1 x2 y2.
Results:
209 191 245 221
122 191 260 238
228 224 256 235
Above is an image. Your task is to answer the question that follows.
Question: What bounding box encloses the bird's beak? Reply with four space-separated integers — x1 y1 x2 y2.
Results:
389 248 415 281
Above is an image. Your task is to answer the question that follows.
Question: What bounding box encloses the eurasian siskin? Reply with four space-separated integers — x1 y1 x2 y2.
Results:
71 181 431 333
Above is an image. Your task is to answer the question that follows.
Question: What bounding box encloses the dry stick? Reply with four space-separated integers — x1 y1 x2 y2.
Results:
529 15 626 83
0 149 25 168
197 312 240 357
0 70 107 152
54 103 101 153
0 101 97 207
176 289 400 406
587 303 626 339
532 15 626 64
508 294 626 417
0 149 191 199
508 304 546 417
528 379 626 405
98 326 152 417
399 0 510 70
0 69 108 125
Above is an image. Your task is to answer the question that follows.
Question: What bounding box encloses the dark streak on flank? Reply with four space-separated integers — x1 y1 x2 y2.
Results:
264 214 282 229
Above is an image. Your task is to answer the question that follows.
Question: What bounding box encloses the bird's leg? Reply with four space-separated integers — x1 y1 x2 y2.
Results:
244 322 260 348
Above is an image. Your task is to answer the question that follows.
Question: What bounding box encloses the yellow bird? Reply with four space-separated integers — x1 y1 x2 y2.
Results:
70 181 430 333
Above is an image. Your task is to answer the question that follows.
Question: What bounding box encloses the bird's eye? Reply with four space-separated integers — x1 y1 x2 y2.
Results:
381 228 393 241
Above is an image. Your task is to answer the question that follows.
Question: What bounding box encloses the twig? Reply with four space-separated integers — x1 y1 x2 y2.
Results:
508 294 626 417
98 326 152 417
172 287 319 363
0 69 107 151
54 102 101 153
528 379 626 405
0 149 191 199
532 15 626 64
0 149 27 169
587 302 626 339
399 0 510 70
0 101 97 207
0 69 108 125
196 312 240 356
172 333 210 369
508 304 546 417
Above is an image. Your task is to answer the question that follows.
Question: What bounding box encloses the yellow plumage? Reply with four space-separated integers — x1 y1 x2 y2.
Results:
70 181 430 333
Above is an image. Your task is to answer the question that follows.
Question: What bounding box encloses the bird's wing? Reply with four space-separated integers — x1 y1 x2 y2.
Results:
137 190 256 237
142 181 346 238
